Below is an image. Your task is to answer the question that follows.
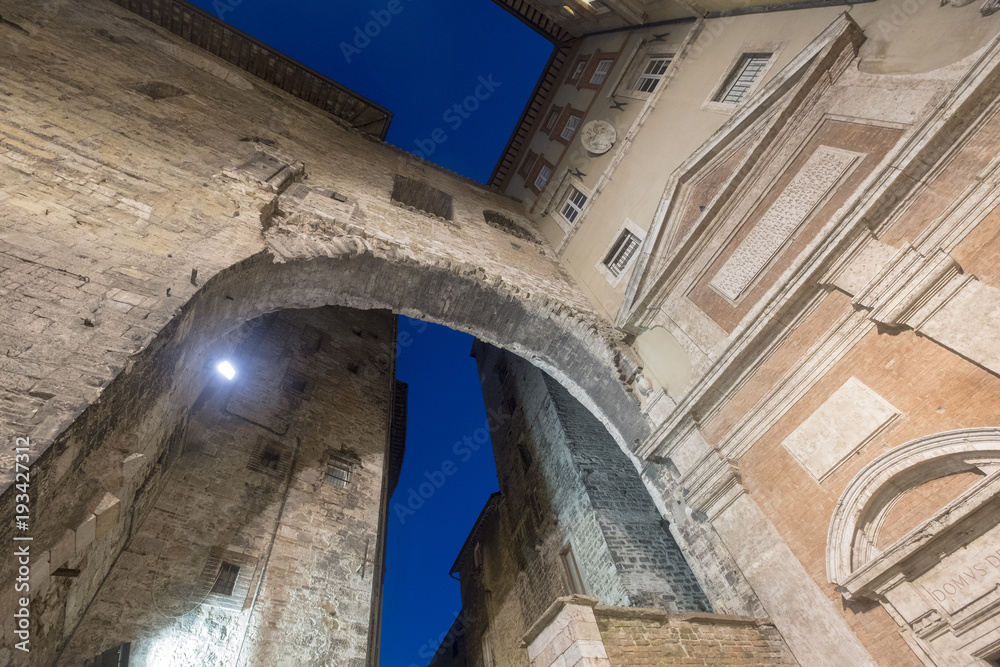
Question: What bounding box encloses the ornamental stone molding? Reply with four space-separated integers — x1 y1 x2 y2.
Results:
826 427 1000 666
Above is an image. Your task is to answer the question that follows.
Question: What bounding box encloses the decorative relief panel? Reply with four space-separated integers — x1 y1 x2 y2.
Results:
710 146 865 302
782 376 898 481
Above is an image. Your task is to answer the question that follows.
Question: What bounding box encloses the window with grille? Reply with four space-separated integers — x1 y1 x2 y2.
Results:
715 53 772 104
326 455 354 488
86 643 130 667
590 59 613 85
533 164 552 191
634 56 671 93
560 187 588 225
604 230 642 277
211 562 240 596
560 115 581 141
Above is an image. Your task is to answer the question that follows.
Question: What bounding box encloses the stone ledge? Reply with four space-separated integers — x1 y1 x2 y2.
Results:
521 595 600 647
593 604 775 628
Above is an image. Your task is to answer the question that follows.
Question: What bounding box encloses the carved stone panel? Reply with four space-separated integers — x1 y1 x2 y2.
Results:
709 146 864 302
782 377 898 481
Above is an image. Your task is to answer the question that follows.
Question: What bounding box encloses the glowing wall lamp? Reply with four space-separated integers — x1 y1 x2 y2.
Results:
216 360 236 380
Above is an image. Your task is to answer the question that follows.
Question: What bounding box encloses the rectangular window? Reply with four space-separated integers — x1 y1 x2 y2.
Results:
473 542 484 571
533 164 552 191
326 455 353 488
561 546 586 594
88 643 130 667
604 230 642 277
519 149 538 179
571 59 587 82
560 115 581 141
544 106 561 132
560 187 588 224
589 59 613 85
481 629 496 667
715 53 772 104
634 56 671 93
211 562 240 596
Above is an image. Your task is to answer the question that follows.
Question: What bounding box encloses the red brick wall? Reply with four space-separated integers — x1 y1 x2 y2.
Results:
877 471 984 549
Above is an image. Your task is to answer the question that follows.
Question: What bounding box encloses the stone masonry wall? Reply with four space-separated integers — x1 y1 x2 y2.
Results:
450 343 709 667
0 0 646 504
0 1 647 661
57 306 397 666
594 607 798 667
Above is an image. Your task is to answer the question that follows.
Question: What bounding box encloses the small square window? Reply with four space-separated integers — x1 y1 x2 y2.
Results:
560 115 581 141
326 455 354 488
715 53 772 104
534 164 553 191
634 56 671 93
590 59 613 85
211 562 240 596
604 230 642 277
560 187 588 225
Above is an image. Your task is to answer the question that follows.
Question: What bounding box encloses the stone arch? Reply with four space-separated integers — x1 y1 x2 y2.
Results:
175 246 648 451
826 427 1000 588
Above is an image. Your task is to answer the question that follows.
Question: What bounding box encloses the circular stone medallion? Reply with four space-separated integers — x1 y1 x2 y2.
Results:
580 120 617 154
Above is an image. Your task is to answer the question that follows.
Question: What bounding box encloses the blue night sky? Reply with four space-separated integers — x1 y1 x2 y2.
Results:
189 0 553 181
183 0 552 663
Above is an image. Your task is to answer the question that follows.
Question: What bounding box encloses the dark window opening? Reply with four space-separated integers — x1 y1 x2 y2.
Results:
85 642 130 667
715 53 772 104
483 210 536 242
326 455 354 488
211 562 240 596
604 230 641 277
391 174 454 220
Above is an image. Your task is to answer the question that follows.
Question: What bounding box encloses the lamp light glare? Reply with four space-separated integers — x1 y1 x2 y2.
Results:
216 360 236 380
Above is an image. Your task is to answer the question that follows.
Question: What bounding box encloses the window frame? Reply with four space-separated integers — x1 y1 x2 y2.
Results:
553 106 585 146
578 49 618 91
613 43 675 100
560 114 582 142
560 543 587 595
543 105 562 133
325 453 354 489
550 179 590 233
566 54 590 85
715 52 773 104
518 149 538 179
559 186 588 226
527 156 555 195
589 58 614 86
211 561 241 596
595 218 647 287
702 45 781 115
